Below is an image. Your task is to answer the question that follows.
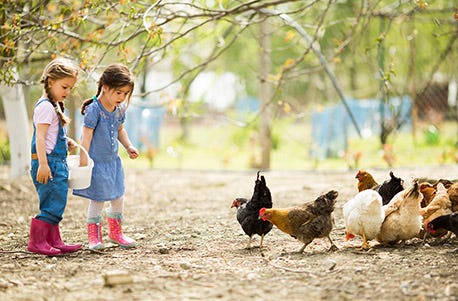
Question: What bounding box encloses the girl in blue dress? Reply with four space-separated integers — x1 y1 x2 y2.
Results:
73 64 139 250
29 58 82 255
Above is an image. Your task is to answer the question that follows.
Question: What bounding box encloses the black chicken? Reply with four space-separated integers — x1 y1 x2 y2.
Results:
426 212 458 236
231 171 273 249
376 171 404 205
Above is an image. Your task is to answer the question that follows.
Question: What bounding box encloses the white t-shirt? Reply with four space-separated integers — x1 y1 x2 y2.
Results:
33 100 59 154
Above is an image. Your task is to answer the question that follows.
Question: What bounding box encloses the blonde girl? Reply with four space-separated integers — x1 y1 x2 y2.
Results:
28 58 82 256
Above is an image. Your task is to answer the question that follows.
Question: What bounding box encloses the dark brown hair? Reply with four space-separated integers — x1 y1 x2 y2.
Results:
81 63 135 115
40 58 79 125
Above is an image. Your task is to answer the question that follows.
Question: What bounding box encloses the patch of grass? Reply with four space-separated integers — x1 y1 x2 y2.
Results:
121 120 458 171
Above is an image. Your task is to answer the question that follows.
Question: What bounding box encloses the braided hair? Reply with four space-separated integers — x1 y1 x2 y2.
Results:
81 64 135 115
40 58 79 126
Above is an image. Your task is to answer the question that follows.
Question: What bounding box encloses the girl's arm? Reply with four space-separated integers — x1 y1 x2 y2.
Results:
35 123 52 184
79 126 94 166
118 124 139 159
67 136 77 153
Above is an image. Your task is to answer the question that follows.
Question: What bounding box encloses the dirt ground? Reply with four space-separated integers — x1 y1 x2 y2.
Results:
0 165 457 301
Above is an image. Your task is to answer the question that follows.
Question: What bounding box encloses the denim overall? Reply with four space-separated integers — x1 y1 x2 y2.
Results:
30 99 69 225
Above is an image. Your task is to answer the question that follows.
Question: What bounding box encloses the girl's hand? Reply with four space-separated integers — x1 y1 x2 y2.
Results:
37 164 53 184
67 138 77 152
126 145 139 159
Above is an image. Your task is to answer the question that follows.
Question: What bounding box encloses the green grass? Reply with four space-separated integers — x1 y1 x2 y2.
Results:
121 119 458 171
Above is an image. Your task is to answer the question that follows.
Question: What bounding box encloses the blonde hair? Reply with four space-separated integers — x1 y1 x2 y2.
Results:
81 63 134 115
40 58 79 126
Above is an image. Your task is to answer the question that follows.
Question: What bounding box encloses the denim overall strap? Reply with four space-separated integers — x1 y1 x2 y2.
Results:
30 99 69 225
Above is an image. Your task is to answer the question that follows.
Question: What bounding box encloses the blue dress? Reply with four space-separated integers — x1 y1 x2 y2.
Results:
73 97 126 202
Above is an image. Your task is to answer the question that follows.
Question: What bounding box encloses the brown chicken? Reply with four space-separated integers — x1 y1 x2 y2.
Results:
420 183 453 237
419 182 436 208
447 182 458 212
259 190 339 253
356 170 404 205
376 180 423 245
355 170 378 192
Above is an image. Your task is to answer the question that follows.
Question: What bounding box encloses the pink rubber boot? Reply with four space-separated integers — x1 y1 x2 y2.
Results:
87 217 103 250
106 210 136 248
48 224 82 253
27 218 62 256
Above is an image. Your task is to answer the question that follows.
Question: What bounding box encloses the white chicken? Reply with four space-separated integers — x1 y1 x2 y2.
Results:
343 190 384 249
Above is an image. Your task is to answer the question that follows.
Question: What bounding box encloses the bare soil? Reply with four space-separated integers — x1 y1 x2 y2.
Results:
0 166 457 301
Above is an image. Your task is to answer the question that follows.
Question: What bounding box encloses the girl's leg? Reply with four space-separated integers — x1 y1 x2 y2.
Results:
106 197 137 248
87 200 104 250
108 197 124 214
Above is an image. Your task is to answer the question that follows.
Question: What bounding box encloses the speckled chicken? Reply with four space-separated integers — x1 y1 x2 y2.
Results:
259 190 338 253
376 180 423 245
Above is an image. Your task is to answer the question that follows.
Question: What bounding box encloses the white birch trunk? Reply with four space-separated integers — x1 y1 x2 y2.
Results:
0 83 30 177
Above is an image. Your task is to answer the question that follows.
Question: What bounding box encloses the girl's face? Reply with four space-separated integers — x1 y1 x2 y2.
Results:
48 77 77 101
102 85 132 107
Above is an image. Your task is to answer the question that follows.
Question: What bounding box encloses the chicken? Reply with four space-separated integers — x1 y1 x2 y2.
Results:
447 182 458 212
377 171 404 205
343 190 384 250
355 170 378 192
376 180 423 245
419 182 436 208
356 170 403 205
231 171 273 249
420 183 453 237
259 190 338 253
426 212 458 237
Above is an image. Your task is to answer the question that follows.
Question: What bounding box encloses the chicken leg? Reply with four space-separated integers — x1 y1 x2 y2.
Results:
327 235 338 251
359 231 370 250
259 234 265 248
246 235 253 249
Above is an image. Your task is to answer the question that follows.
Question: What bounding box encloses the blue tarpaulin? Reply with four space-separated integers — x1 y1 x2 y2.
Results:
310 96 412 160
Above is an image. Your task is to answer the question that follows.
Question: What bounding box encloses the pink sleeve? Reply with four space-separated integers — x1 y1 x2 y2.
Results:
33 101 55 125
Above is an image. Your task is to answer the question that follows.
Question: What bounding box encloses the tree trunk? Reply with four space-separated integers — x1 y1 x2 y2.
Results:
259 17 272 169
1 83 30 177
408 15 418 145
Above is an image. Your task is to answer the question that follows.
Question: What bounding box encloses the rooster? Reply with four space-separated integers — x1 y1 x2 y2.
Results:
376 180 423 245
231 171 273 249
426 212 458 237
343 190 384 250
259 190 338 253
